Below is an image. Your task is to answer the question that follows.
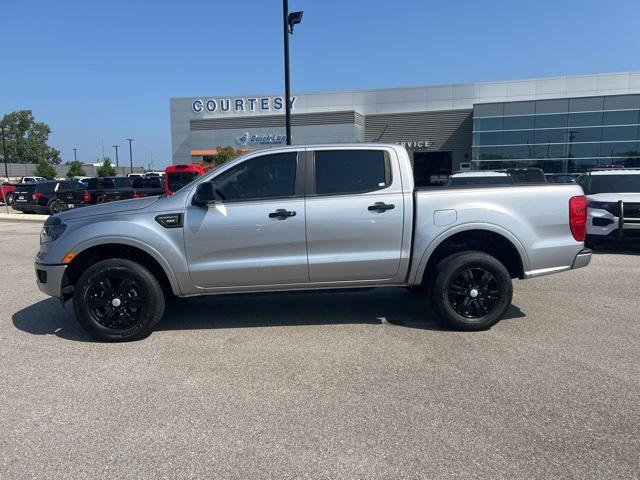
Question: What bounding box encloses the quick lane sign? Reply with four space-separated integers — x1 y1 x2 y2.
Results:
192 96 297 114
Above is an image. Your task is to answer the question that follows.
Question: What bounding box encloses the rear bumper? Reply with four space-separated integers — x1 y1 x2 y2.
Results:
34 263 68 299
571 249 592 270
12 203 47 213
57 202 90 211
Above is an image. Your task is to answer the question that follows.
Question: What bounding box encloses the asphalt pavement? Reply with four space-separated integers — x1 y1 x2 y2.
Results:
0 220 638 479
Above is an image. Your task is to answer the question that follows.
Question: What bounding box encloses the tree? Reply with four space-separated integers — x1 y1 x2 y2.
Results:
0 110 61 165
33 158 56 179
66 160 86 178
205 146 244 168
97 157 116 177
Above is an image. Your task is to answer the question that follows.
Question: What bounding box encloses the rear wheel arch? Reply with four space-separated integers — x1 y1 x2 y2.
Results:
63 243 179 300
416 228 526 288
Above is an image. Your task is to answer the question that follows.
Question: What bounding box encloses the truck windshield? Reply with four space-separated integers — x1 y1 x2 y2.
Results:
167 171 200 193
587 175 640 194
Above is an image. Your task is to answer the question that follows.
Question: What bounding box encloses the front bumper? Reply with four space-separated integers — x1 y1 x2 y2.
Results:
587 203 640 241
34 263 68 299
571 248 592 270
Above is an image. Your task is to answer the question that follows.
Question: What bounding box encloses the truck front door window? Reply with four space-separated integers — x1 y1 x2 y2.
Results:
211 153 297 201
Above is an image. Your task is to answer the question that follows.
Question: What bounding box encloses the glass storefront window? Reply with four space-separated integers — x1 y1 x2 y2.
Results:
502 115 535 130
473 117 503 131
568 112 603 127
568 143 602 158
532 144 567 159
534 129 567 144
502 145 533 159
502 130 534 145
567 158 599 172
472 95 640 175
475 146 503 160
601 125 640 141
569 127 602 143
603 110 640 125
473 131 502 145
600 142 640 157
534 114 567 128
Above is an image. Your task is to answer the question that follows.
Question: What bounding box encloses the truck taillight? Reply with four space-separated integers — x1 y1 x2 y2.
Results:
569 195 587 242
83 191 91 203
33 192 43 200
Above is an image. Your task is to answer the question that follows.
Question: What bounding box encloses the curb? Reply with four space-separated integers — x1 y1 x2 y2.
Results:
0 212 48 223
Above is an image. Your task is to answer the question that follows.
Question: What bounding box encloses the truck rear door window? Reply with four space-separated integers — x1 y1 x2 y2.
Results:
314 150 389 195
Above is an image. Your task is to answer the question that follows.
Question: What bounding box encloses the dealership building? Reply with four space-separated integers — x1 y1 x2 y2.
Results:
170 71 640 185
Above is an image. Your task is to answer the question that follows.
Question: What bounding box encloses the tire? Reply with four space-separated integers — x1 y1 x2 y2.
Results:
47 199 61 215
73 259 166 342
6 193 13 206
431 251 512 331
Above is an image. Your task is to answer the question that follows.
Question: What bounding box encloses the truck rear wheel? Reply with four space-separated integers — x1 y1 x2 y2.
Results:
431 251 512 331
73 259 165 342
47 199 61 215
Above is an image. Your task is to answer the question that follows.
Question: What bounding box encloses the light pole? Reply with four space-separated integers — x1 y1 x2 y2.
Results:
73 148 78 162
126 138 134 174
113 145 120 173
283 1 303 146
1 125 8 179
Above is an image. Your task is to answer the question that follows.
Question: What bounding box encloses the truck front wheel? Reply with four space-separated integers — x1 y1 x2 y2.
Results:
431 251 512 331
73 259 166 341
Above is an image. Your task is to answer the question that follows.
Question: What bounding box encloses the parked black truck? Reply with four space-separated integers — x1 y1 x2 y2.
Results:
55 177 132 211
101 177 164 203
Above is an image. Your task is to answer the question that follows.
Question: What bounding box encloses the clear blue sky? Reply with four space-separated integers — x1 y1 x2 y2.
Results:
2 0 639 168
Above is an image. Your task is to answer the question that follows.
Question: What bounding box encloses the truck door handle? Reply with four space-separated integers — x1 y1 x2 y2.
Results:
268 209 296 219
368 202 395 212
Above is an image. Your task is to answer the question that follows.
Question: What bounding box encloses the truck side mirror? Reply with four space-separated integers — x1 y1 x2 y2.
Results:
193 182 217 206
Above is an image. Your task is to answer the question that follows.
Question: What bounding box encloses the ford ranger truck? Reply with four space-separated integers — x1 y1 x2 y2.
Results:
34 144 591 342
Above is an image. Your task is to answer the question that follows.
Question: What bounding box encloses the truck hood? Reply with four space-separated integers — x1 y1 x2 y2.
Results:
56 196 161 222
587 193 640 203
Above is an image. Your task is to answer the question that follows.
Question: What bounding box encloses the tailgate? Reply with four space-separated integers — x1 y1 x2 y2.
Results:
56 188 86 204
102 190 134 202
13 185 36 203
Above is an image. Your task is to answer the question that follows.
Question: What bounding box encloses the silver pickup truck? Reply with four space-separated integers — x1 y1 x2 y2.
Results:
35 144 591 341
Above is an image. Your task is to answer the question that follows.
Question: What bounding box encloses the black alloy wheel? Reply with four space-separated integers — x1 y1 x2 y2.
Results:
73 258 165 341
431 251 512 331
447 267 500 318
86 276 144 330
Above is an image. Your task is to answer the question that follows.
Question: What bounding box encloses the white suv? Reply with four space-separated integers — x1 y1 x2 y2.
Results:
577 169 640 243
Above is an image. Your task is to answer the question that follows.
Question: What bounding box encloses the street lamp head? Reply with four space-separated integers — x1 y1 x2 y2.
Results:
288 11 303 33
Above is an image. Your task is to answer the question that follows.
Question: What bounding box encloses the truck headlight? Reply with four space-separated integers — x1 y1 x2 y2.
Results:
40 216 67 243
